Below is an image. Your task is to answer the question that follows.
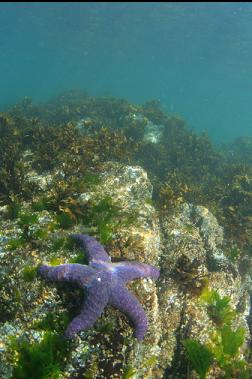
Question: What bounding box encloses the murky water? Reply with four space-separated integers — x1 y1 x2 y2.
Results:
1 3 252 142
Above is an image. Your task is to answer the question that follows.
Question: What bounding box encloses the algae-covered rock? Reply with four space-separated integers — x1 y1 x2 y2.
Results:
0 163 251 379
0 163 161 379
158 203 251 378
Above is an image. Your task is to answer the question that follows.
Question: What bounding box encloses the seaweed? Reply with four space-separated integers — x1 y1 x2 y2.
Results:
6 201 22 219
50 236 76 252
220 325 245 358
69 250 88 265
10 332 69 379
5 91 249 257
200 288 235 327
7 237 26 251
22 266 38 282
122 366 137 379
187 288 251 378
80 196 140 244
56 212 74 229
4 90 251 260
0 116 25 204
183 339 213 379
183 331 250 379
32 311 70 333
210 325 249 378
17 213 47 243
1 91 252 377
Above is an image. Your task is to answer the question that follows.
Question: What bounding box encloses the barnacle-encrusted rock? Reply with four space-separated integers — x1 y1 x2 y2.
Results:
0 163 161 379
158 203 251 378
0 163 251 379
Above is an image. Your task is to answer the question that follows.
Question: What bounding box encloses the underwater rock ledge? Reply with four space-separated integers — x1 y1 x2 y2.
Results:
0 162 251 378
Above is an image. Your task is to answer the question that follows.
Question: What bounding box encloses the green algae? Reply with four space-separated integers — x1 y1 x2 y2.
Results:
75 195 139 244
184 327 249 379
18 213 46 242
143 355 158 370
220 325 245 357
200 288 235 327
10 332 69 379
184 288 250 378
31 198 49 212
7 237 26 250
6 201 22 219
49 257 64 266
1 92 252 378
22 266 38 282
56 212 74 229
32 311 70 333
50 236 75 252
95 320 116 336
69 249 88 265
122 366 137 379
210 324 249 379
183 339 213 379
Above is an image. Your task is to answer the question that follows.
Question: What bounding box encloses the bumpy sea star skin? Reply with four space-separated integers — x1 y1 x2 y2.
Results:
38 234 159 340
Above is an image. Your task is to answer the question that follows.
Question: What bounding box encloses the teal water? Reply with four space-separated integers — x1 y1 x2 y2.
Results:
1 2 252 143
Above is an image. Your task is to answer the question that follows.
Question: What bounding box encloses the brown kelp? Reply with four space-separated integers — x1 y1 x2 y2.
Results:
1 90 252 378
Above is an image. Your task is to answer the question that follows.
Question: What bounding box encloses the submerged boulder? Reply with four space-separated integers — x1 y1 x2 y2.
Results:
0 163 251 378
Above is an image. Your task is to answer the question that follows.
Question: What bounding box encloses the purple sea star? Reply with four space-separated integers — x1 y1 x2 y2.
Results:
38 234 159 340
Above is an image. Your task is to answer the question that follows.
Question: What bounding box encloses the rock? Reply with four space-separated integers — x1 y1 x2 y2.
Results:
0 163 161 379
0 164 251 379
157 203 251 378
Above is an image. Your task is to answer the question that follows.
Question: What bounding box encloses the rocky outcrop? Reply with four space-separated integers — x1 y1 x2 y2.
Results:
0 163 251 378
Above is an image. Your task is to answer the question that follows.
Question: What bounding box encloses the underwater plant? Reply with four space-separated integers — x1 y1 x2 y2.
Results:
0 116 25 205
4 90 251 258
9 332 69 379
1 91 251 378
183 339 213 379
183 288 251 378
200 288 235 327
22 266 38 282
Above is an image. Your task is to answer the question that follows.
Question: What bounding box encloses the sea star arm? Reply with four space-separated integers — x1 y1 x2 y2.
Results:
38 263 95 287
65 278 110 338
70 234 110 263
109 285 148 340
113 262 160 284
